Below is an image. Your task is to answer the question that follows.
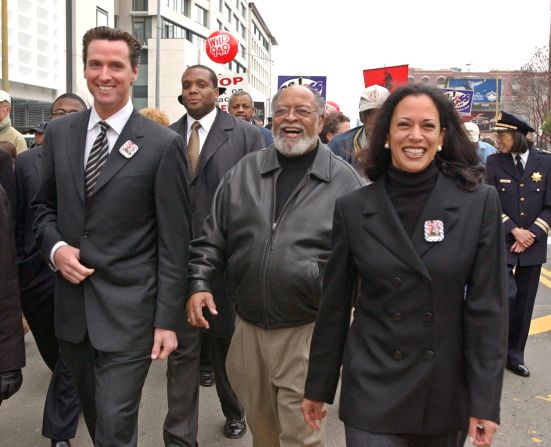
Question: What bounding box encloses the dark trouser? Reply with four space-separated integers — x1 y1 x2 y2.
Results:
345 426 467 447
20 288 80 441
507 263 541 365
59 337 151 447
208 331 244 421
164 322 201 447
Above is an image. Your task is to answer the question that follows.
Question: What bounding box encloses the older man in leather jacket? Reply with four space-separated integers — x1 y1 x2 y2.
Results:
187 85 362 447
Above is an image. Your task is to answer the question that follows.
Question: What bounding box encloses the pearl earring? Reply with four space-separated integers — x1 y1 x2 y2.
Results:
384 142 390 149
437 145 442 152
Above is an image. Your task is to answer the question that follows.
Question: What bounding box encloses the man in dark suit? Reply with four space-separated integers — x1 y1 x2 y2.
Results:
0 153 25 407
33 26 191 447
486 111 551 378
228 90 272 146
15 93 87 447
164 64 263 445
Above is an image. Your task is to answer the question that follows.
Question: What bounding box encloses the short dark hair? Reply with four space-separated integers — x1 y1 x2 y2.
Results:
229 90 253 106
319 111 350 144
183 64 219 89
364 84 483 191
82 26 141 69
51 93 87 114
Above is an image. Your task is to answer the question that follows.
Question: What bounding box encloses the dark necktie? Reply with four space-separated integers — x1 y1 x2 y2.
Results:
188 121 201 175
85 121 110 199
515 155 524 177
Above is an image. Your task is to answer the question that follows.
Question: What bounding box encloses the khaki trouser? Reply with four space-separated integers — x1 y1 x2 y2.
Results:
226 316 325 447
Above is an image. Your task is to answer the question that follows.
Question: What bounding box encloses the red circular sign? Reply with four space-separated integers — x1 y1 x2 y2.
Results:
205 31 238 64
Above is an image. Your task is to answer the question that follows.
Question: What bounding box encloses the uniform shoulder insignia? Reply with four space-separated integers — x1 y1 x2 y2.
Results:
536 148 551 155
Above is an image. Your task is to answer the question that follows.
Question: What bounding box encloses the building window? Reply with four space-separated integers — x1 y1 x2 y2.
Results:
133 17 152 44
96 7 108 26
114 15 119 28
240 44 245 58
233 14 239 29
196 5 208 26
421 76 430 84
240 23 246 38
511 77 521 91
436 76 446 87
225 4 232 23
219 0 223 12
217 19 223 30
133 0 148 10
241 2 246 17
181 0 191 16
408 76 414 84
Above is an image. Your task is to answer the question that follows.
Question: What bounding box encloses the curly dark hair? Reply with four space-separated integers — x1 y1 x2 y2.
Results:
319 111 350 144
364 84 483 191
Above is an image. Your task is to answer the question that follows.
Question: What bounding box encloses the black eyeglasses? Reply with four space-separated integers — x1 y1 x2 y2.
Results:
51 109 77 117
274 107 318 118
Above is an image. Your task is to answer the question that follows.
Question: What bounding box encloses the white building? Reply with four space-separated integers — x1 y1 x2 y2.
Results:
0 0 276 129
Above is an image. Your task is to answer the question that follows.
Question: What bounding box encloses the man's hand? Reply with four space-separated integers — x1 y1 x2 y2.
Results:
510 241 527 253
511 228 535 248
186 292 217 329
53 245 94 284
468 417 498 446
301 399 327 430
151 328 177 360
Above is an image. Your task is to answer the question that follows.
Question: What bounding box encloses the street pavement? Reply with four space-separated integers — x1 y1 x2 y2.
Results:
1 269 551 446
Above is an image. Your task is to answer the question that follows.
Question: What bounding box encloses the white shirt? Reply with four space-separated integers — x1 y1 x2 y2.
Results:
186 107 217 153
511 151 529 169
50 99 134 266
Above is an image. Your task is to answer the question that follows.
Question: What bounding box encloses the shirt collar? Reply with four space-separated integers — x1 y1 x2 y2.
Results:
187 107 218 135
88 99 134 134
511 150 529 165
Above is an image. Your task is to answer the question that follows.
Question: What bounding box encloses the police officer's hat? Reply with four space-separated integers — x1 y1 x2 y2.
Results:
494 111 535 136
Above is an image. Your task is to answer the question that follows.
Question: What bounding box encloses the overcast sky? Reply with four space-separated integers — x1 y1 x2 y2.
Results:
252 0 551 121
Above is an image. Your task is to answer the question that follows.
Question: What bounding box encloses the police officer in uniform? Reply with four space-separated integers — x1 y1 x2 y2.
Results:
486 111 551 377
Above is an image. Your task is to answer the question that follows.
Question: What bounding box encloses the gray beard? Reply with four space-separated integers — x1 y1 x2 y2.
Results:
273 133 318 157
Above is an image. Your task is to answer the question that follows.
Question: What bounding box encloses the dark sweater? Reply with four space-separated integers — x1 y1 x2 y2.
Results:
275 146 318 220
385 162 438 238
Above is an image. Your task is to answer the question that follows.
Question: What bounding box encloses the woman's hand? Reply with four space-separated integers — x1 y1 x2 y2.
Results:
468 417 498 446
301 399 327 430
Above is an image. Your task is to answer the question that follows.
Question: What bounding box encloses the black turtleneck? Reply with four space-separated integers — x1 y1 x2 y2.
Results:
385 161 438 238
275 145 318 220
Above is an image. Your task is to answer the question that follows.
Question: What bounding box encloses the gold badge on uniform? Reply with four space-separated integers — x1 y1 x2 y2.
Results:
531 172 543 182
424 220 444 242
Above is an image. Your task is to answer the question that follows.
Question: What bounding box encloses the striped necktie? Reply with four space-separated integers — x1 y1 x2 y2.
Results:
515 155 524 177
85 121 110 199
188 121 201 175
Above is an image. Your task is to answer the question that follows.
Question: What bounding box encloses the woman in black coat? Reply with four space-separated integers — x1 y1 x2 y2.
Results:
301 85 508 447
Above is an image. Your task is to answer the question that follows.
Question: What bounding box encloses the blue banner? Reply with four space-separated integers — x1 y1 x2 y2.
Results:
441 88 474 114
277 75 327 99
447 78 502 104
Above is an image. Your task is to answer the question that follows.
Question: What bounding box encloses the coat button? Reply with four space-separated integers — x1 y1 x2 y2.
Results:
423 312 433 322
520 212 525 216
520 183 524 187
391 276 402 288
424 350 434 360
83 232 89 239
393 350 404 360
392 312 402 322
520 197 525 202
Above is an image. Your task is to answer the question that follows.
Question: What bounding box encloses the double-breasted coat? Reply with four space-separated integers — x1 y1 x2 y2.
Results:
304 172 508 434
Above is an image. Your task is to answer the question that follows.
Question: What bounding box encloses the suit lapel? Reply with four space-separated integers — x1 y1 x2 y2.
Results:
92 111 144 196
521 148 538 181
410 173 460 259
498 152 520 180
194 109 230 179
66 110 90 204
362 179 431 280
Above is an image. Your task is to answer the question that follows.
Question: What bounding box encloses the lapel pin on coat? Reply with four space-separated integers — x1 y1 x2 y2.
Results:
119 140 139 159
424 220 444 242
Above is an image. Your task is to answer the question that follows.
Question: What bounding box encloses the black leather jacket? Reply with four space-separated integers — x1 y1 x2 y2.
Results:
188 143 363 329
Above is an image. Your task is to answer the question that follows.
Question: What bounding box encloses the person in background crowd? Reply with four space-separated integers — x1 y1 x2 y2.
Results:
320 111 350 144
464 121 496 166
228 90 273 146
0 140 17 166
165 65 263 445
186 85 362 446
0 90 27 155
330 85 389 178
139 107 170 127
33 26 191 446
303 84 507 447
485 111 551 378
32 121 48 148
15 93 88 447
0 150 25 407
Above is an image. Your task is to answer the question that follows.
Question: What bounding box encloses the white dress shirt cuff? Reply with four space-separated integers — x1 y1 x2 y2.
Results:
50 241 69 271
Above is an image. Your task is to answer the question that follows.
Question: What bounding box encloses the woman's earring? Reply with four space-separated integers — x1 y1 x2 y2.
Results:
437 145 442 152
384 142 390 150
